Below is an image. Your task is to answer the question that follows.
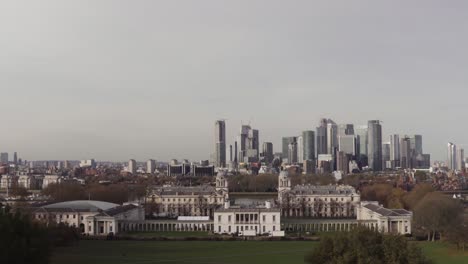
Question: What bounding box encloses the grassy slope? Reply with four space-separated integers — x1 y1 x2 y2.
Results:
51 240 468 264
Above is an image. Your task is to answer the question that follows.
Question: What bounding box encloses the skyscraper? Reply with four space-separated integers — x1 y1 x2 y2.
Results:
339 135 356 156
237 125 260 163
382 142 391 169
316 119 328 156
456 148 465 171
288 142 298 164
302 130 316 162
389 134 400 168
447 142 457 171
400 137 412 169
297 135 304 162
338 124 354 136
355 125 368 157
147 159 156 174
129 159 137 174
326 120 338 155
13 152 18 165
0 153 8 165
214 120 226 168
367 120 382 171
282 137 297 159
262 142 274 164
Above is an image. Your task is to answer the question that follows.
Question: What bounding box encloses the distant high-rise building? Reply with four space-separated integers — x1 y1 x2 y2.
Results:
447 142 457 171
338 124 354 136
0 153 8 165
147 159 156 174
456 148 465 171
326 120 338 156
367 120 382 171
64 160 70 169
13 152 18 165
389 134 400 168
288 142 298 164
237 125 260 163
129 159 137 174
302 130 316 161
262 142 274 164
338 135 356 156
337 151 349 174
282 137 297 159
316 119 328 156
80 159 96 168
382 142 391 169
214 120 226 168
409 135 423 155
400 137 412 169
297 135 304 162
355 125 368 157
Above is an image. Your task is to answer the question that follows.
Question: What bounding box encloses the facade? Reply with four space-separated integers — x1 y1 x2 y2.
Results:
297 135 304 163
400 137 412 169
214 120 226 168
447 142 457 171
0 175 17 189
288 141 298 164
214 201 284 237
18 175 37 189
367 120 382 171
147 159 156 174
357 202 412 235
42 175 60 189
278 171 360 218
336 151 349 174
456 148 465 171
382 142 391 169
338 124 354 136
147 172 229 218
238 125 260 163
32 200 144 236
355 125 368 157
79 159 96 168
302 130 315 162
326 120 338 156
282 137 297 160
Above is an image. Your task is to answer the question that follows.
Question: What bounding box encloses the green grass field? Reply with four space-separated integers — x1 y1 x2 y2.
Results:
122 231 211 238
51 240 468 264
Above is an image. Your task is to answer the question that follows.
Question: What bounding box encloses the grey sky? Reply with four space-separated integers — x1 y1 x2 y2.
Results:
1 0 467 162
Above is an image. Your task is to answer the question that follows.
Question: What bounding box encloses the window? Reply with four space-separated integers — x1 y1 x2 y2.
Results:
66 215 69 219
228 216 231 222
60 215 62 219
73 215 76 219
263 215 266 222
273 215 276 222
228 226 231 232
218 215 221 222
81 216 83 220
110 226 113 232
218 226 221 232
263 226 265 232
273 226 276 231
88 226 91 232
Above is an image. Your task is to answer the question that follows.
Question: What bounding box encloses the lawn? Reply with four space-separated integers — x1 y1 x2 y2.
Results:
122 231 211 238
51 240 468 264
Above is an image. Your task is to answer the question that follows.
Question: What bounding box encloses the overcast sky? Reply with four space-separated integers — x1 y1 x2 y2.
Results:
1 0 467 162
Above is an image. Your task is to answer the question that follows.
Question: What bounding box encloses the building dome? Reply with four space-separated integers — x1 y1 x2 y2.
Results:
42 200 119 212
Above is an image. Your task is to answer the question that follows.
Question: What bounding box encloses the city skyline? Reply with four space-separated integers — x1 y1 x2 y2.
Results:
2 1 468 161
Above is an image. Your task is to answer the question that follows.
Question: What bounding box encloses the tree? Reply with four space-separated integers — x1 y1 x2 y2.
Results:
10 186 29 198
42 182 86 202
403 184 434 210
304 227 430 264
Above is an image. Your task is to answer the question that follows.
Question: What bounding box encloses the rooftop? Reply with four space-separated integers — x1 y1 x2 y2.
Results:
149 185 217 195
42 200 119 212
290 185 357 195
364 204 412 217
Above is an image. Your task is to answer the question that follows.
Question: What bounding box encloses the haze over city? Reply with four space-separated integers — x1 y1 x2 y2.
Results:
2 0 468 161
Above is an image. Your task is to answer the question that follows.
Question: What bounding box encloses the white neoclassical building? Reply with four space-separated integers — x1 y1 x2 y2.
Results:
214 201 284 237
32 200 144 235
147 171 229 218
278 171 361 218
357 201 412 235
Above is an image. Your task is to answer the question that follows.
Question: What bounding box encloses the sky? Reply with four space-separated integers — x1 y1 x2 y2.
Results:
1 0 467 162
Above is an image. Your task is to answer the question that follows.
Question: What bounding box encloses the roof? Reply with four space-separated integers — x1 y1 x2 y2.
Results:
290 185 357 195
42 200 119 212
177 216 210 221
149 185 217 196
363 204 412 217
96 204 139 217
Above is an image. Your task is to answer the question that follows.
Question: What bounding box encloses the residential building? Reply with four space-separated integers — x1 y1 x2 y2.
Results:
147 159 156 174
456 148 465 171
128 159 137 174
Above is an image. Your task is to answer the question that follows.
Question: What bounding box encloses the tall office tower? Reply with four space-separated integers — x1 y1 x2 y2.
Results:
13 152 18 165
339 135 356 156
447 143 457 171
337 151 349 173
0 153 8 164
389 134 400 168
237 125 260 163
355 125 368 157
382 142 391 169
338 124 354 136
234 141 238 163
326 120 338 155
229 145 233 162
367 120 383 171
400 137 412 169
302 130 316 162
316 118 328 155
64 160 70 169
147 159 156 174
129 159 137 174
297 135 304 162
409 135 423 155
282 137 297 159
288 142 298 164
456 148 465 171
214 120 226 168
262 142 274 164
